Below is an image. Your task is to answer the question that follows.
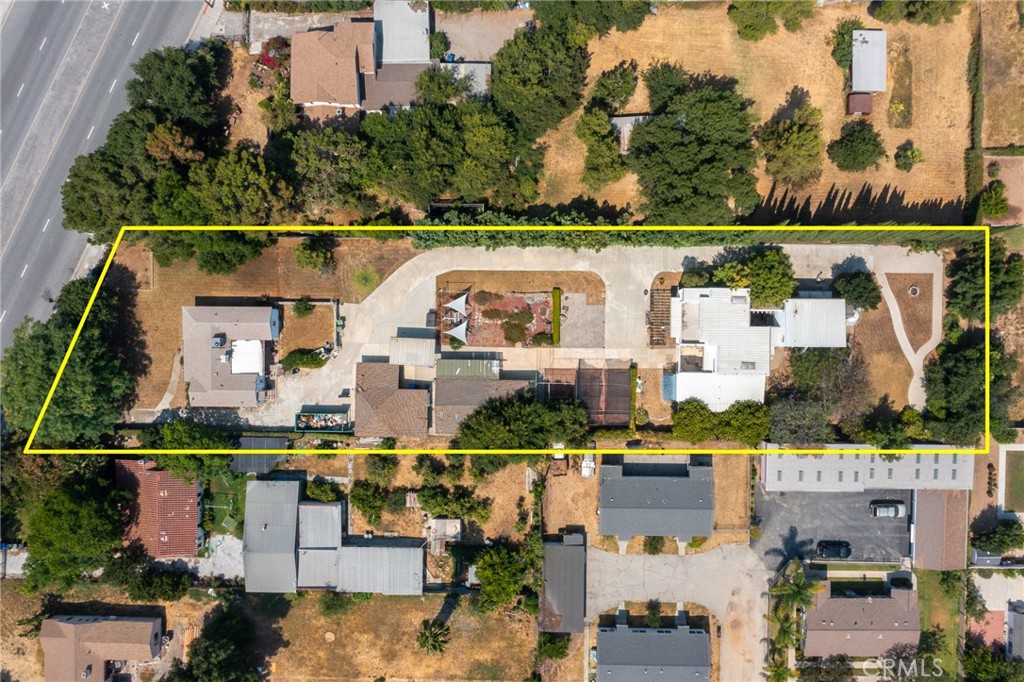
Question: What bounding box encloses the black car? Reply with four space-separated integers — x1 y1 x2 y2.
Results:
816 540 852 559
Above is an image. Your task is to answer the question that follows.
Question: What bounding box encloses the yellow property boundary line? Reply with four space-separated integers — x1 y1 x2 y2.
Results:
25 224 991 456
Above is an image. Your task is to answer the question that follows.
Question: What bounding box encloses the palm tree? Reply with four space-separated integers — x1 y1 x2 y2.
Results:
417 618 451 654
770 568 821 614
772 612 798 650
765 662 793 682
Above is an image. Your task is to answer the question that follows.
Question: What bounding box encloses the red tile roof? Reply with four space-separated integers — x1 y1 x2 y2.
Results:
115 459 199 558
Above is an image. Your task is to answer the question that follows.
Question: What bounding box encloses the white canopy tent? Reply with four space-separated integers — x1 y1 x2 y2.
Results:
444 320 468 344
444 292 469 317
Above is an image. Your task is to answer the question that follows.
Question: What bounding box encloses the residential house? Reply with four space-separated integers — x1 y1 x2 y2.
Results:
1009 602 1024 661
803 585 920 658
576 360 632 427
40 615 162 682
598 456 714 543
440 61 491 95
354 362 429 437
432 376 532 436
243 479 425 595
181 306 280 408
663 288 847 410
114 459 200 558
231 436 289 475
597 611 710 682
389 333 437 368
847 29 887 115
913 489 969 571
540 534 586 634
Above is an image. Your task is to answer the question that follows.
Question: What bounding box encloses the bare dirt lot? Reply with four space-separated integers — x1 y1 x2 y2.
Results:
713 455 750 532
546 3 975 222
885 272 935 353
981 2 1024 147
114 237 419 409
247 592 537 681
542 464 599 539
437 270 606 306
983 155 1024 226
851 297 913 409
278 305 335 357
636 368 673 427
222 45 270 150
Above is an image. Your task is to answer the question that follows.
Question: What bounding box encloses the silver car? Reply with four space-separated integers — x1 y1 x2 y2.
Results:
870 501 907 518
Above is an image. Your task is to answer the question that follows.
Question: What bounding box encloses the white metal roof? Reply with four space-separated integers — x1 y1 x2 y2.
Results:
777 298 847 348
243 481 300 593
667 372 766 411
230 339 264 375
672 289 772 373
851 29 887 93
374 0 430 65
389 335 436 367
298 548 340 590
338 541 424 595
298 502 342 549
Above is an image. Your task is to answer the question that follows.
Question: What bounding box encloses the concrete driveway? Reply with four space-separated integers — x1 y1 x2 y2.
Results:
586 544 770 682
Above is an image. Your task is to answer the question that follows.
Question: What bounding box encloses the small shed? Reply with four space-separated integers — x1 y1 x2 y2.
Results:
847 92 873 115
851 29 887 93
609 115 650 154
389 335 437 367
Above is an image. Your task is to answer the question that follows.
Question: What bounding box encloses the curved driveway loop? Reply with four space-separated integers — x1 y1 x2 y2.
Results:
586 544 770 682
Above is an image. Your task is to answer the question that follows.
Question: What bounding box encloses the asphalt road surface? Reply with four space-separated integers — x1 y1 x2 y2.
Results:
0 0 204 351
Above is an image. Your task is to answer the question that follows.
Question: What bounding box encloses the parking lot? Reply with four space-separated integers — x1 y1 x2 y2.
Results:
753 489 912 570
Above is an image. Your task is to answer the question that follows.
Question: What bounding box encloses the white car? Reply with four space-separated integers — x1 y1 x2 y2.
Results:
870 501 907 518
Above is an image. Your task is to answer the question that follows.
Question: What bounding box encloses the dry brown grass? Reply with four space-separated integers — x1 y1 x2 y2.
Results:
851 297 913 409
713 455 750 531
437 270 606 306
537 632 585 682
626 535 680 555
637 368 673 427
542 465 600 538
278 304 335 356
550 2 976 222
251 593 537 681
996 294 1024 421
981 1 1024 147
223 45 270 150
114 237 419 409
985 155 1024 226
885 273 935 353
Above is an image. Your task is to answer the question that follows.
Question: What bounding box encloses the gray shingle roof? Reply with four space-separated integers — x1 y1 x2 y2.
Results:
541 534 586 633
243 481 300 593
338 537 424 595
597 622 710 681
598 463 714 541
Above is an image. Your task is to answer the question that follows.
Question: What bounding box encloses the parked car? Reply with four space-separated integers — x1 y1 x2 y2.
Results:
870 500 907 518
816 540 852 559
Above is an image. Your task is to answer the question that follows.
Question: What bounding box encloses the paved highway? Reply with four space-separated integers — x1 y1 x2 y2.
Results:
0 0 204 351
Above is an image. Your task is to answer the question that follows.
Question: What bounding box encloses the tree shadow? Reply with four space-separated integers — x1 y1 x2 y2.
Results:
765 86 812 127
763 525 815 572
750 181 966 225
523 196 632 225
831 255 869 277
434 593 460 625
970 503 1004 536
94 263 152 416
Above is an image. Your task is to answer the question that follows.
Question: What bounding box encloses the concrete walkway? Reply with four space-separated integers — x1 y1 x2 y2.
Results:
245 244 942 427
872 250 944 408
586 544 771 682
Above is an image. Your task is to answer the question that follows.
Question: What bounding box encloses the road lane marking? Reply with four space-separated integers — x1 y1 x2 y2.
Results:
108 79 117 93
87 125 95 139
39 37 47 51
43 218 50 232
16 83 24 97
20 264 28 278
132 31 139 46
0 310 6 324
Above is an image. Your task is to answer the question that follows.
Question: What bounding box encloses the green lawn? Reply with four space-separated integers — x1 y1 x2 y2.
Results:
206 475 247 539
915 571 960 680
1005 450 1024 513
993 225 1024 252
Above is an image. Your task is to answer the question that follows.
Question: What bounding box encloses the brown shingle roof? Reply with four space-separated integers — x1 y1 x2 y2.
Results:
362 63 429 111
803 585 920 658
115 459 199 558
914 489 968 571
354 363 429 437
40 616 161 682
290 21 375 107
433 378 532 436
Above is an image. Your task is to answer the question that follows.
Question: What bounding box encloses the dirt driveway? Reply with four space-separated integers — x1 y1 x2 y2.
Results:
586 544 770 682
435 8 532 61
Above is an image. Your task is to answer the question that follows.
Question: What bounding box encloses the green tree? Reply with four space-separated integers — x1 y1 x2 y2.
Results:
947 238 1024 321
415 66 471 106
894 143 924 172
455 392 588 450
672 399 717 443
23 485 125 592
758 103 824 189
645 599 662 627
923 332 987 445
292 297 315 318
259 73 297 132
590 60 638 112
718 400 771 446
491 25 589 141
126 43 222 128
429 31 451 60
366 454 399 486
771 611 798 649
284 128 379 210
873 0 965 25
827 120 886 171
416 618 451 653
833 271 882 310
146 123 205 166
306 477 341 502
475 546 526 611
168 607 261 682
643 536 665 555
629 69 759 224
973 519 1024 554
537 632 571 660
147 422 235 482
713 260 752 289
980 181 1010 218
727 1 815 41
799 655 856 682
531 1 651 38
829 18 866 69
295 235 337 274
643 62 689 114
746 249 796 307
576 107 627 190
145 229 271 275
187 147 293 225
770 566 822 613
349 480 389 525
769 399 834 445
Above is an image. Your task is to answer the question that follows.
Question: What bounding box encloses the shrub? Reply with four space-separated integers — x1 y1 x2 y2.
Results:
728 1 815 41
366 454 398 486
482 308 507 320
281 349 327 371
679 270 709 287
349 480 388 525
827 120 886 171
643 536 665 555
531 332 554 346
894 143 924 172
645 599 662 627
634 405 650 427
537 632 571 661
292 297 314 318
448 336 465 350
319 591 372 617
673 399 717 443
502 320 528 344
295 235 336 274
833 271 882 310
829 18 865 69
473 290 502 305
576 107 627 190
718 400 771 446
987 161 1000 179
980 180 1009 217
873 0 965 25
306 477 340 502
551 287 562 345
429 31 450 60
